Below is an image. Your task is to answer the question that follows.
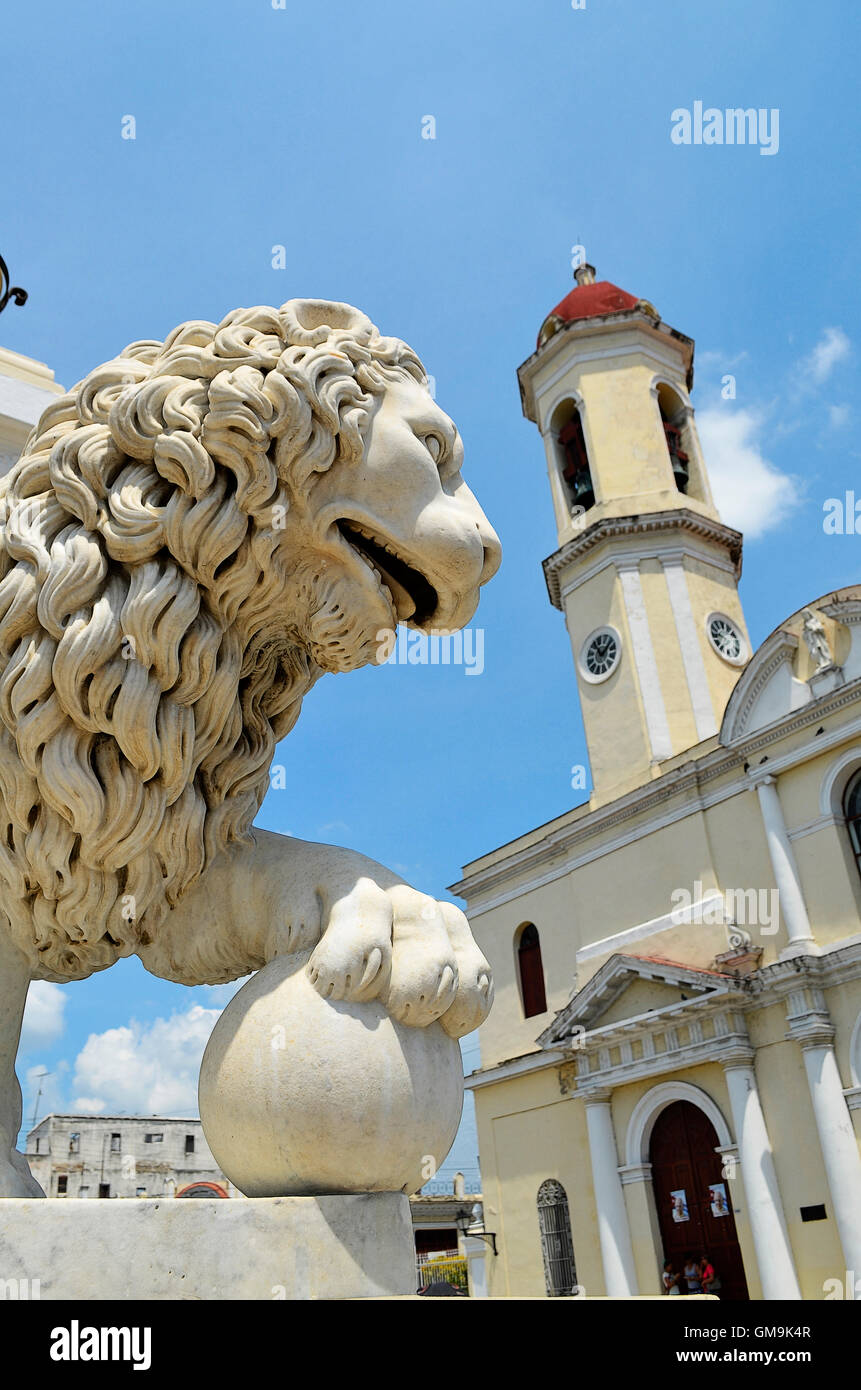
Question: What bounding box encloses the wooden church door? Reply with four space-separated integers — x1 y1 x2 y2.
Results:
649 1099 749 1301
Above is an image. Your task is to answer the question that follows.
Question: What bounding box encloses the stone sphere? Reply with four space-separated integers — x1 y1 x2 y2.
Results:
198 954 464 1197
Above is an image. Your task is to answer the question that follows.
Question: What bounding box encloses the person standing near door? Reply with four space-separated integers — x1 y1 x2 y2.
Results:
699 1253 720 1297
683 1253 702 1294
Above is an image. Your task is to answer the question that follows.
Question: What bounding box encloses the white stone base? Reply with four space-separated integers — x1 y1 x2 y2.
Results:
0 1193 415 1300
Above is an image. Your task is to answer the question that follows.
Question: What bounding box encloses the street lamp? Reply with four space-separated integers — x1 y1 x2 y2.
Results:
455 1202 498 1255
0 252 27 315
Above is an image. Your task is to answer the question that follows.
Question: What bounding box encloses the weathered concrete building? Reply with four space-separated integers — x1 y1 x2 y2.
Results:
27 1114 236 1198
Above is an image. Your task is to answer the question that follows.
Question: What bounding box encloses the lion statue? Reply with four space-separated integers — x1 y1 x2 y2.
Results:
0 298 500 1196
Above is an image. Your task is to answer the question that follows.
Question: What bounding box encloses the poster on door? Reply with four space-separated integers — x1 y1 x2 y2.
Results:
670 1189 689 1222
708 1182 729 1217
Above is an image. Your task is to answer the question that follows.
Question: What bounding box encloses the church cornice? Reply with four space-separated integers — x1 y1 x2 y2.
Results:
450 676 861 910
539 944 861 1099
462 943 861 1097
537 953 738 1046
542 509 744 610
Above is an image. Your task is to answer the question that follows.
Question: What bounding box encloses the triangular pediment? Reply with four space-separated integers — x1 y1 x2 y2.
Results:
537 953 734 1048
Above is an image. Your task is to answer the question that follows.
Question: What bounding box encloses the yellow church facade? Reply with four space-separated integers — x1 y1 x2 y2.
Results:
453 266 861 1300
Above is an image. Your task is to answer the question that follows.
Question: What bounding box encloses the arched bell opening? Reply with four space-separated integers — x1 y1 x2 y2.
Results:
656 382 693 496
551 399 596 516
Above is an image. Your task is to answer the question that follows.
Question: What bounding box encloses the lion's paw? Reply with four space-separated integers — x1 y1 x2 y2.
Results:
303 872 491 1037
383 886 460 1028
306 878 393 1003
436 902 494 1038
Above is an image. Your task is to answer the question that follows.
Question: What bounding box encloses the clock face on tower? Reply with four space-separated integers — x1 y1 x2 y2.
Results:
707 613 747 666
580 626 621 683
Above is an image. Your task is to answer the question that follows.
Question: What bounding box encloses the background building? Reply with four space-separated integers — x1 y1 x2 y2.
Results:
0 343 63 478
27 1114 236 1198
453 267 861 1300
410 1174 484 1294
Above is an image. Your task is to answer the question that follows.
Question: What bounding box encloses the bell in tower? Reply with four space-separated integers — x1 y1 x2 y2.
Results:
558 410 595 513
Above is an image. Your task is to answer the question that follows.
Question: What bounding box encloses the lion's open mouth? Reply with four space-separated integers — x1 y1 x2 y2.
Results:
336 519 438 626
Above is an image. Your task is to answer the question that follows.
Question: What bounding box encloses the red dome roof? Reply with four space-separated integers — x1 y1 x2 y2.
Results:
537 269 653 348
549 280 640 323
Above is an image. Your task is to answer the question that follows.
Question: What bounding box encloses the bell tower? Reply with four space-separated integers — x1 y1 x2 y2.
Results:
518 264 750 805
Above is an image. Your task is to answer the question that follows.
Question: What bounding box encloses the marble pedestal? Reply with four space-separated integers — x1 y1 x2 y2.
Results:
0 1192 415 1300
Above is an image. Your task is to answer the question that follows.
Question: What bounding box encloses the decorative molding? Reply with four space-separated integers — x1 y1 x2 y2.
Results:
526 945 861 1110
719 1044 757 1069
780 973 836 1049
624 1081 734 1167
820 599 861 627
819 746 861 818
581 1088 613 1106
463 1048 566 1092
558 535 738 602
719 629 800 743
787 813 839 842
519 311 694 425
552 995 753 1096
543 509 744 611
617 1162 653 1185
539 952 732 1046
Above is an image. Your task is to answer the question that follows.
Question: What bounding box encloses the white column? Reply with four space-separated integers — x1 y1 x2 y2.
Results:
661 554 717 742
463 1234 489 1298
617 561 673 762
800 1035 861 1276
754 775 815 953
584 1092 639 1296
723 1057 802 1299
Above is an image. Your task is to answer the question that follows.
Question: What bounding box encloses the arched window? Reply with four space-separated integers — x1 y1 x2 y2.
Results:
844 770 861 880
554 404 595 515
537 1179 577 1297
656 383 691 495
517 923 547 1018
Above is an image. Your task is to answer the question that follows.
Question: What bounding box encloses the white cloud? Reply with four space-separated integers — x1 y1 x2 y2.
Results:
20 982 68 1050
71 1005 221 1116
697 348 750 371
696 407 799 539
73 1096 106 1115
828 404 850 429
802 327 850 385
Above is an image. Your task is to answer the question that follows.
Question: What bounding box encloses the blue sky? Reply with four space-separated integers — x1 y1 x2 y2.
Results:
3 0 858 1182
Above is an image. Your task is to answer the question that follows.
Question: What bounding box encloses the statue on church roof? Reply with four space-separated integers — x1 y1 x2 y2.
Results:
802 608 833 673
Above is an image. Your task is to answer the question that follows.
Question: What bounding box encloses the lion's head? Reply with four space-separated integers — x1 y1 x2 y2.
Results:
0 299 500 981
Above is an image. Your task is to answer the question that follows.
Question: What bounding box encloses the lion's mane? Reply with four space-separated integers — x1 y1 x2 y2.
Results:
0 300 424 979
